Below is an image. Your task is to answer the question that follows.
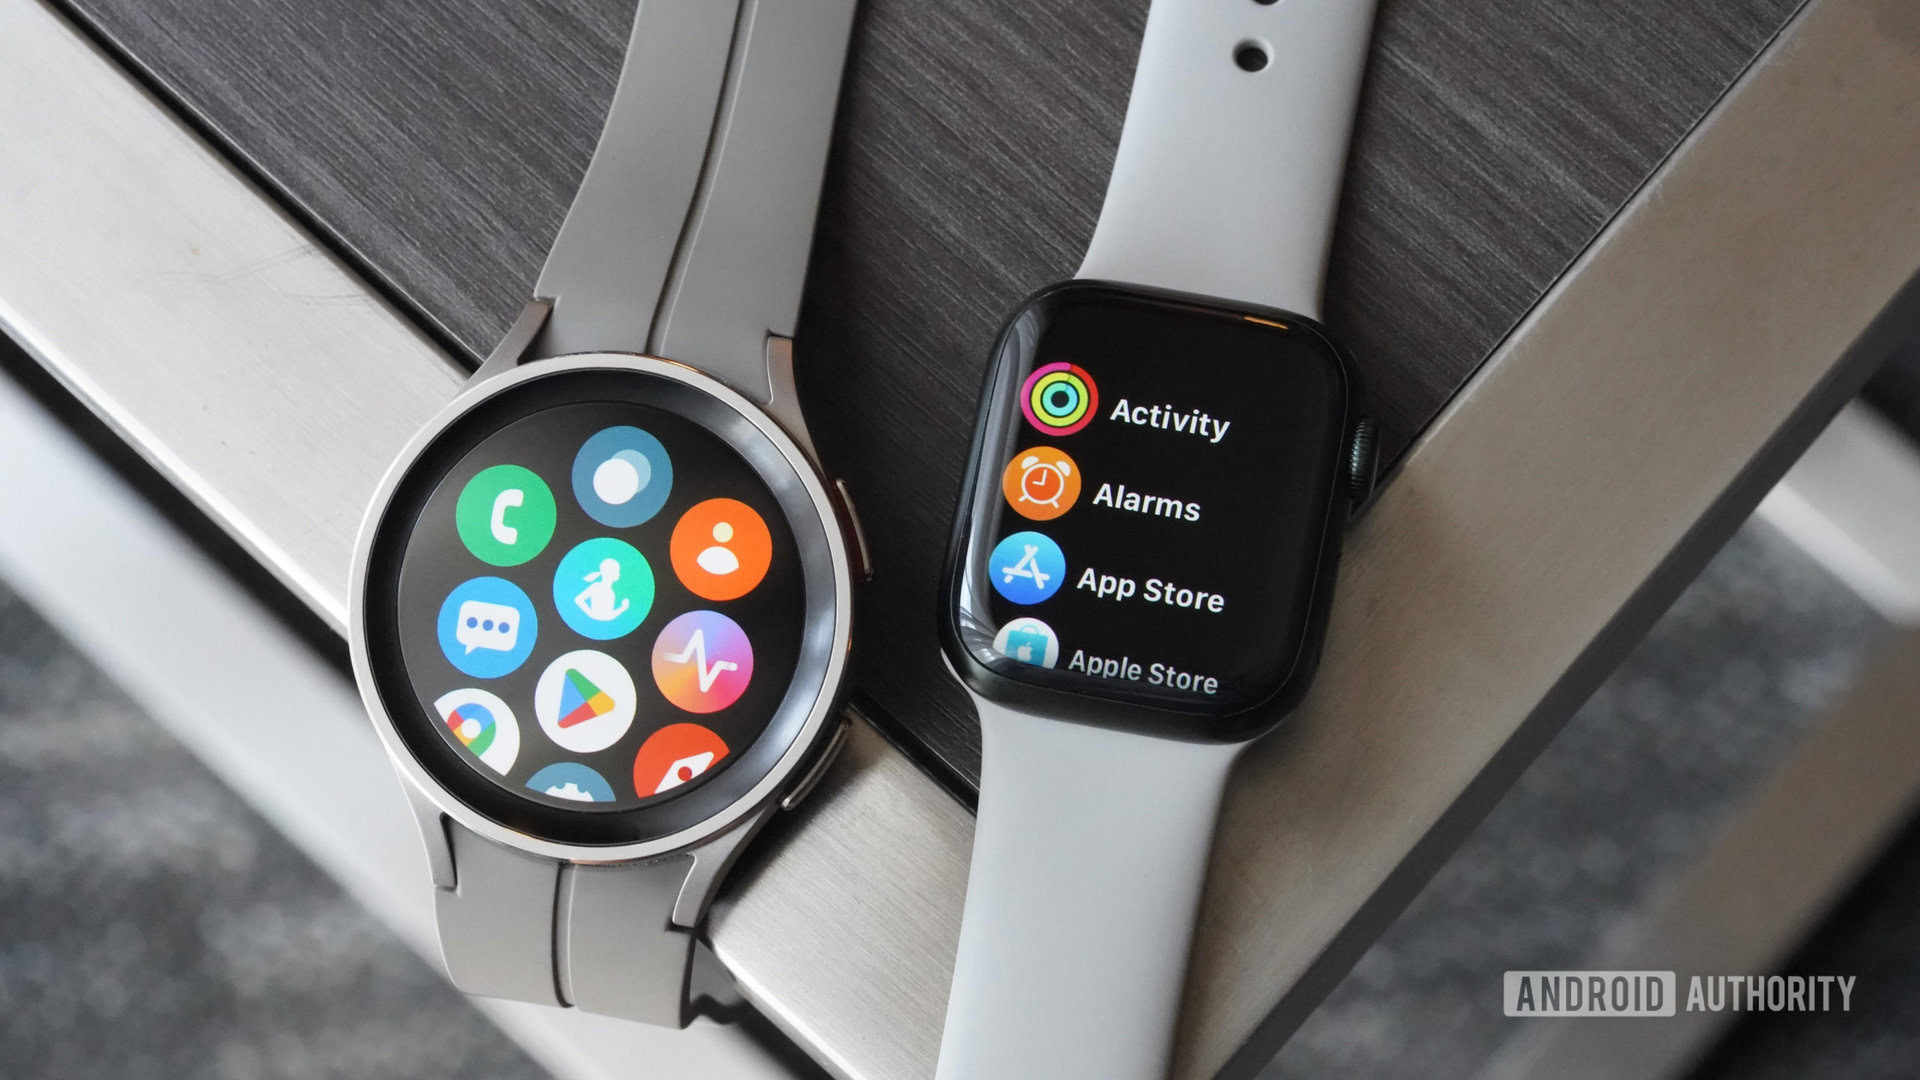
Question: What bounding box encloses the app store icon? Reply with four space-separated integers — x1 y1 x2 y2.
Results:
988 531 1065 605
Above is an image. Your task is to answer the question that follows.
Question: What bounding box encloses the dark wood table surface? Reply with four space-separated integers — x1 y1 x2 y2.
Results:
55 0 1802 790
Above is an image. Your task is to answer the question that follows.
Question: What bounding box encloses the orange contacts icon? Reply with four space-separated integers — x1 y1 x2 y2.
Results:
1002 447 1081 521
670 498 772 601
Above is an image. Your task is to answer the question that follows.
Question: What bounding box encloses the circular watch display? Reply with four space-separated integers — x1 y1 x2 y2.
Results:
358 363 846 847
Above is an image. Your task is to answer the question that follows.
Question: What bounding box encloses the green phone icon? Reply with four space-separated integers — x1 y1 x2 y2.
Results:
456 464 557 566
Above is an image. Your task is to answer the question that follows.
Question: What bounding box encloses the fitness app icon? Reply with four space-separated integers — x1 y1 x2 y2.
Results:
670 498 772 601
552 537 655 641
652 611 754 714
534 649 638 753
1021 362 1098 437
525 762 616 804
455 464 556 566
1001 447 1081 521
433 688 522 774
437 577 538 678
992 617 1060 668
633 723 731 798
989 531 1066 605
573 426 673 528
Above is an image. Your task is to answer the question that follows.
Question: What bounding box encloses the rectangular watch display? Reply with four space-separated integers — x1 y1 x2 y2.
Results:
944 282 1353 724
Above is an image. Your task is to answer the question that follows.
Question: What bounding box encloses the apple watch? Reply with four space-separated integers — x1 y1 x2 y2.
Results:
348 0 861 1026
936 1 1379 1076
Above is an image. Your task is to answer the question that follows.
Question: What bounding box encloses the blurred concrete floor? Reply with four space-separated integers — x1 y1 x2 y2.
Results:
0 581 547 1080
0 521 1915 1079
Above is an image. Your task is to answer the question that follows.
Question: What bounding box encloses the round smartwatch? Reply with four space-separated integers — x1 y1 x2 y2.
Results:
936 1 1379 1076
348 0 861 1027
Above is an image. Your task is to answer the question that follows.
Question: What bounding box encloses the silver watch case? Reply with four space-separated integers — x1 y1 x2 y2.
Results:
347 350 853 864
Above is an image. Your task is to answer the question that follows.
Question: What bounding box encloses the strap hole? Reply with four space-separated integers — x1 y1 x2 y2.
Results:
1234 41 1270 72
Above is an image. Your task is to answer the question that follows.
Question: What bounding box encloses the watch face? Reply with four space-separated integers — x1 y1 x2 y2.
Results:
943 283 1352 733
361 364 843 846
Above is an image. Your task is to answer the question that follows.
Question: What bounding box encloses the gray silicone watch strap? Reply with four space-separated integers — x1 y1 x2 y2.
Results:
1076 0 1377 319
437 824 697 1026
936 700 1243 1080
531 0 857 402
431 0 854 1028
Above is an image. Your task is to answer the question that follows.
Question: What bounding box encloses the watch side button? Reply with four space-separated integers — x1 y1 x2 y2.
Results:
1347 417 1379 506
781 713 851 812
831 478 874 582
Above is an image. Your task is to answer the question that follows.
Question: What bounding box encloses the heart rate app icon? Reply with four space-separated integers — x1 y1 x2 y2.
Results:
534 649 638 753
651 611 754 713
632 723 731 798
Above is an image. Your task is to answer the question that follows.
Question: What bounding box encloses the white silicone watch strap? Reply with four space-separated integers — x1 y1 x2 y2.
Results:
936 700 1243 1080
531 0 857 401
1077 0 1377 319
940 3 1376 1070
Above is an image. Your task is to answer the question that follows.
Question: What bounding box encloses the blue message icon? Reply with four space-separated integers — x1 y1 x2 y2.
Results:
526 762 617 804
989 531 1066 605
573 426 673 528
437 577 538 679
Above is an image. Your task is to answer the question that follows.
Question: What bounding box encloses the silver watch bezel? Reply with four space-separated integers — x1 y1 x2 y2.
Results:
347 351 853 863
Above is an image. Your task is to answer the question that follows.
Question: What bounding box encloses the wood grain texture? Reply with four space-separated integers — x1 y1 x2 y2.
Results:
57 0 1800 786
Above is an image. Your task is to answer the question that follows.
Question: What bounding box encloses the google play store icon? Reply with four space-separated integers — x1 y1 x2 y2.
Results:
534 649 636 753
558 667 615 728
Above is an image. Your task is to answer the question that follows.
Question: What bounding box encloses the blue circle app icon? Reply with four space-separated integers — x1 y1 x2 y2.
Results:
437 577 538 678
989 531 1066 605
525 762 617 803
573 426 673 527
553 537 655 641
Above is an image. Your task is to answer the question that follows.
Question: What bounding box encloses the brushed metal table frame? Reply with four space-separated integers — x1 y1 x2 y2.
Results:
3 0 1919 1078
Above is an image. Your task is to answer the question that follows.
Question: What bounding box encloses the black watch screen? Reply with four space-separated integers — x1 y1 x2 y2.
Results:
361 367 839 845
944 283 1353 727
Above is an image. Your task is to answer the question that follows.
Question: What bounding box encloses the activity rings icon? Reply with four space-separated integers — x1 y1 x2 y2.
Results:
1021 362 1098 436
1001 447 1080 520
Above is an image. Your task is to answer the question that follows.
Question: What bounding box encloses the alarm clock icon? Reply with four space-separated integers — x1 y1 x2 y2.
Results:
1001 447 1081 521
